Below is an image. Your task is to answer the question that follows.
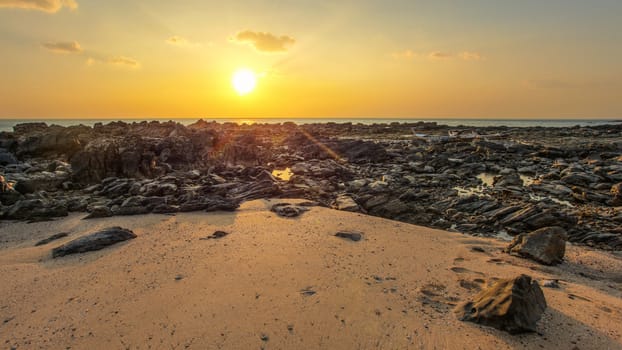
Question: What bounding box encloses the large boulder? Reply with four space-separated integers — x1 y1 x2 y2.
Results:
51 227 136 258
15 124 91 158
506 226 567 265
70 139 122 183
456 274 547 334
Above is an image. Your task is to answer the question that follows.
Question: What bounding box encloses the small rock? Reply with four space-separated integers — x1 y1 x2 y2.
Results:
335 231 363 242
456 274 547 334
270 203 309 218
542 279 560 289
300 287 316 296
200 231 230 240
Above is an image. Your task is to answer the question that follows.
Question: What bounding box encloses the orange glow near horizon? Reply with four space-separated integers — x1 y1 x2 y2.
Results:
0 2 620 119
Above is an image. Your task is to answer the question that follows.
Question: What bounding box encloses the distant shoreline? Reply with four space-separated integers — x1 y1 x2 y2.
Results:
1 117 621 132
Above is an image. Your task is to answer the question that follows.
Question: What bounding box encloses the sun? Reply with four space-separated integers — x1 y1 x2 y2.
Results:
232 68 257 95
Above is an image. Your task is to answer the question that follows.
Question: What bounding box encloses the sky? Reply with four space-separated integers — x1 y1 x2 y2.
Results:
0 0 621 119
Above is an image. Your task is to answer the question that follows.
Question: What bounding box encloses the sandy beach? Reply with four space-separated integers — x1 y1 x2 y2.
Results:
1 199 621 349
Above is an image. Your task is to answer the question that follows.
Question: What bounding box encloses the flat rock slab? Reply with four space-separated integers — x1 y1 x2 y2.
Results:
51 227 136 258
456 274 547 334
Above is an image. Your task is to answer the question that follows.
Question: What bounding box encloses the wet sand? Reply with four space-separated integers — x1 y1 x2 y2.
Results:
1 199 621 349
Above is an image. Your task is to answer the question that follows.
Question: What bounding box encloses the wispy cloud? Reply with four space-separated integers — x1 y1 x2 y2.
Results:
392 49 483 62
42 41 82 54
108 56 140 67
165 35 201 47
428 51 453 61
0 0 77 13
232 30 295 53
39 39 140 69
87 55 141 68
391 50 417 60
166 35 188 45
458 51 483 61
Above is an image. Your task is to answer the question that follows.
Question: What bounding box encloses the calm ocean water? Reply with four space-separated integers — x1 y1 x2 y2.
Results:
0 118 619 133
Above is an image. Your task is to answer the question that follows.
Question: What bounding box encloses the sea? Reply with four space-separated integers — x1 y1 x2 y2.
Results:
0 118 620 133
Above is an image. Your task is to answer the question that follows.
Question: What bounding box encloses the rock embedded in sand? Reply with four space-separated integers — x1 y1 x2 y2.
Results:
456 274 547 334
51 227 137 258
270 203 309 218
200 230 230 240
334 231 363 242
506 226 567 265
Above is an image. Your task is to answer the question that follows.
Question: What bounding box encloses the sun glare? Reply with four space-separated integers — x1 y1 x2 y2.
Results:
232 69 257 95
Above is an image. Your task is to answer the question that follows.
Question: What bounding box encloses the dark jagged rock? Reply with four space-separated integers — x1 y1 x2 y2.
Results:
34 232 69 246
0 148 17 165
204 197 239 212
15 124 89 158
51 227 136 258
456 274 547 334
2 119 622 250
229 180 280 201
2 199 68 220
506 226 568 265
83 206 113 219
178 197 238 212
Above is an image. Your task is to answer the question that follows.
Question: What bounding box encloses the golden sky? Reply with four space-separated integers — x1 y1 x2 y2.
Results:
0 0 621 119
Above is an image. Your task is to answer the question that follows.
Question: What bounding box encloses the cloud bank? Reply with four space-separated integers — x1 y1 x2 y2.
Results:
233 30 295 53
0 0 77 13
42 41 82 53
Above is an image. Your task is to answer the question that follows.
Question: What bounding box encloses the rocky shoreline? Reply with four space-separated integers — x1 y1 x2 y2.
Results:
1 120 621 250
